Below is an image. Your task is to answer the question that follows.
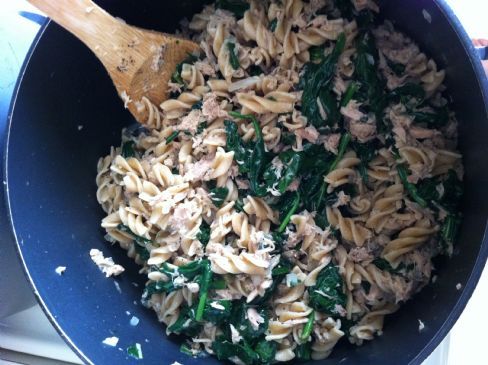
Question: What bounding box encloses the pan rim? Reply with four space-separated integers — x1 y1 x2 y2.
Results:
2 1 488 365
2 18 93 365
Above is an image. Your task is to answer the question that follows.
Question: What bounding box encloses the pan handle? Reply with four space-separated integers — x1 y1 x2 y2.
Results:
476 46 488 61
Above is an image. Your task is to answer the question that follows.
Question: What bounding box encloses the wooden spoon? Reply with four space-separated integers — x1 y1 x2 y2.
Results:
28 0 200 124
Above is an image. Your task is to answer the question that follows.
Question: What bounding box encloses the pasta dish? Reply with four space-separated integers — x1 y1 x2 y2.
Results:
95 0 463 362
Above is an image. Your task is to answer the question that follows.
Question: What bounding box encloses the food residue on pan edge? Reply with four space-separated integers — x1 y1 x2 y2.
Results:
90 248 125 277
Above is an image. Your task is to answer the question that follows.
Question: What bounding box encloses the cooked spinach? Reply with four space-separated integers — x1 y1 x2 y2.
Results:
309 45 325 62
255 341 277 364
171 54 198 85
224 119 253 173
300 33 346 127
308 266 346 316
230 301 269 341
269 18 278 32
192 100 203 110
134 244 150 261
390 82 425 104
278 153 302 193
197 221 211 246
248 65 263 76
216 0 250 18
386 58 406 76
396 163 428 208
300 310 315 341
372 257 414 275
212 338 259 365
227 42 240 70
229 112 269 196
117 224 152 246
203 300 232 324
168 306 202 337
313 132 351 212
278 191 300 232
166 131 179 144
121 140 136 158
351 139 377 183
295 343 312 362
195 260 212 321
440 213 461 254
210 187 229 208
341 81 358 107
410 105 450 128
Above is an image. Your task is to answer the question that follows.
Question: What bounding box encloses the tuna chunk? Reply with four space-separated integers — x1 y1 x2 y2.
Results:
202 93 228 121
348 119 377 142
177 109 203 134
295 125 320 144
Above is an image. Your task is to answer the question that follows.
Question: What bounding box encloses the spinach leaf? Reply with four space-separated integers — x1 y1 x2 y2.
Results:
272 256 293 276
281 132 296 145
278 191 300 232
439 170 463 213
278 153 302 193
210 276 227 290
229 301 269 341
351 139 377 183
196 121 207 134
410 105 449 128
300 310 315 341
340 81 358 107
224 120 252 173
134 244 150 261
210 187 229 208
300 33 346 127
195 260 212 321
229 111 268 196
192 101 203 110
251 257 292 305
248 65 263 76
197 221 211 246
127 343 143 360
372 258 414 277
271 231 287 253
295 343 312 362
227 42 240 70
117 224 152 246
212 338 259 365
269 18 278 32
390 82 425 104
354 31 388 132
168 306 202 337
255 341 277 364
318 88 341 127
171 54 198 85
121 141 136 158
308 266 346 316
386 58 406 76
216 0 250 18
203 300 232 324
440 213 461 255
309 45 325 62
166 131 179 144
396 163 428 208
313 133 351 212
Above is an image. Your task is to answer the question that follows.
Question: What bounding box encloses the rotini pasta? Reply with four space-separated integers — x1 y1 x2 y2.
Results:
95 1 463 364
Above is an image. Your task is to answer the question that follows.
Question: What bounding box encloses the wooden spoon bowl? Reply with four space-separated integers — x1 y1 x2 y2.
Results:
28 0 200 125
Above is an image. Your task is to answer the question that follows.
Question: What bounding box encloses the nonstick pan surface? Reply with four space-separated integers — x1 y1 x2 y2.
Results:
4 1 488 364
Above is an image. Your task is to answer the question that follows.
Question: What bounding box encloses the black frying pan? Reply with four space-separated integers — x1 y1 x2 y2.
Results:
4 1 488 364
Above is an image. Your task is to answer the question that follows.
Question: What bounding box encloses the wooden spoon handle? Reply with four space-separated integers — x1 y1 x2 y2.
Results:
27 0 146 75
